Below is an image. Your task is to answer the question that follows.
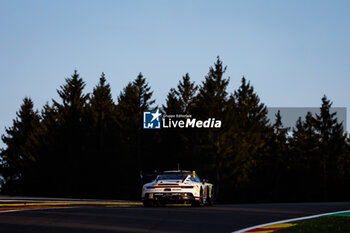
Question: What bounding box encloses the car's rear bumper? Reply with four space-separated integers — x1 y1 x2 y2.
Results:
143 192 196 202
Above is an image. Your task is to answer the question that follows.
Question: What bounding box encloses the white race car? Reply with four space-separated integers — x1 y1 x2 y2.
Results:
141 170 214 207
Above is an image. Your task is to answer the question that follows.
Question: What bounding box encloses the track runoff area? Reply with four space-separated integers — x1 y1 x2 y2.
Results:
233 210 350 233
1 197 350 233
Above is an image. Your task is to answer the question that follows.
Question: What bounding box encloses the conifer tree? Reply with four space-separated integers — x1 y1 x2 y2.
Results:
289 112 321 201
291 112 320 162
34 102 61 196
314 95 347 200
261 110 289 201
163 74 198 115
226 77 271 201
89 73 117 150
51 70 90 196
4 65 350 203
88 73 118 196
174 73 198 114
194 57 229 119
133 73 155 112
192 57 230 200
162 74 198 170
117 83 139 131
53 70 89 118
0 97 40 194
163 88 182 114
116 73 155 199
117 73 155 136
273 110 289 143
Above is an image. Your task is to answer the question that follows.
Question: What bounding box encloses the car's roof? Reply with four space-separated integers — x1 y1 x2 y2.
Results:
160 170 191 174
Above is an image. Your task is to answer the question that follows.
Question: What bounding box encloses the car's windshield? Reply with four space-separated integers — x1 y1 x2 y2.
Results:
157 174 188 181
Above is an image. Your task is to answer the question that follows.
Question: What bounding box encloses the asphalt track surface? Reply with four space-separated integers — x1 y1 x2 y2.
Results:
0 198 350 233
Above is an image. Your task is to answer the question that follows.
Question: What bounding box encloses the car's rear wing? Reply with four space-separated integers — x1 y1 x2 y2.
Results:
140 170 193 184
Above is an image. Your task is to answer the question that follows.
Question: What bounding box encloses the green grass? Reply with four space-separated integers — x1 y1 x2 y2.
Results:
330 212 350 217
276 216 350 233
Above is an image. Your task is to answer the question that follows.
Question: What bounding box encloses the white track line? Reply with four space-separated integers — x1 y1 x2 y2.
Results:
232 209 350 233
0 209 23 214
0 206 74 214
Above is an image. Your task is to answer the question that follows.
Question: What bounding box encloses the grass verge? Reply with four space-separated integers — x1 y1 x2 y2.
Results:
276 216 350 233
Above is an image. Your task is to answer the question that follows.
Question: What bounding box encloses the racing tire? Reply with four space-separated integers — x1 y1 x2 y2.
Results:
206 187 214 206
192 188 204 207
157 201 165 207
143 200 154 207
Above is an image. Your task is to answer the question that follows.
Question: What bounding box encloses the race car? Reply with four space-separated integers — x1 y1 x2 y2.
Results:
141 170 214 207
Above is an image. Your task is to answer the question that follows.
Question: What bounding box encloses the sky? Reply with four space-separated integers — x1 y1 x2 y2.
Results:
1 0 350 148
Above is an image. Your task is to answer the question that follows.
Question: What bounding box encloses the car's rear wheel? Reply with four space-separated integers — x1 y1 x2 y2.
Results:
206 187 214 206
143 200 154 207
192 188 204 207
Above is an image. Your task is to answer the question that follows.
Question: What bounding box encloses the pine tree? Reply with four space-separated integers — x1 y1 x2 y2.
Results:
289 112 321 201
163 88 182 114
117 73 155 137
133 73 155 112
226 77 271 201
51 70 90 196
89 72 117 151
0 97 40 194
53 70 89 118
88 73 119 197
194 57 229 119
163 74 198 115
174 73 198 114
161 74 198 171
116 73 156 199
192 57 230 200
263 110 289 201
342 137 350 198
273 110 289 142
314 95 347 200
34 102 61 196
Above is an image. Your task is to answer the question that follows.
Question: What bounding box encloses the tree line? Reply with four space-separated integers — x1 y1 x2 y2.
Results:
1 57 349 202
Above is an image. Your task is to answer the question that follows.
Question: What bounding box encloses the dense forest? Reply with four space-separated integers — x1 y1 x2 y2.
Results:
1 57 349 203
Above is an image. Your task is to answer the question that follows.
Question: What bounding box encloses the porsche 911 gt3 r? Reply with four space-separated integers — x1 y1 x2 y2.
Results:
141 170 214 207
